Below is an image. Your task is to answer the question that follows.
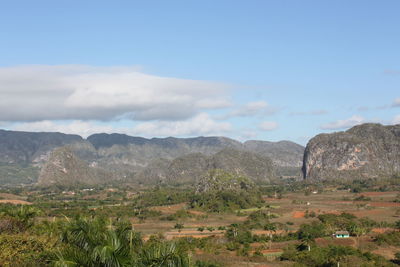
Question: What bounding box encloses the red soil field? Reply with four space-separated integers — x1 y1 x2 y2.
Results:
369 202 400 207
315 237 356 247
371 228 393 234
188 210 206 216
292 211 305 218
361 191 398 196
350 209 385 217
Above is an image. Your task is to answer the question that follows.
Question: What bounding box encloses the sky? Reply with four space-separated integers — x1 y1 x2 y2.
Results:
0 0 399 145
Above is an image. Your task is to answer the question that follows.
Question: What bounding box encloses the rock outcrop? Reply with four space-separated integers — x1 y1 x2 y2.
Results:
135 149 275 185
303 123 400 180
38 147 111 186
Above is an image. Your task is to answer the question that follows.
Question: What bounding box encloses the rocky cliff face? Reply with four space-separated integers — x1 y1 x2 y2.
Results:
38 147 112 186
303 123 400 180
243 140 304 167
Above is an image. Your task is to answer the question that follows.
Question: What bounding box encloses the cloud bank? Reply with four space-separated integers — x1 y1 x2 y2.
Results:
393 98 400 107
11 113 232 138
0 65 231 122
321 115 364 130
258 121 278 131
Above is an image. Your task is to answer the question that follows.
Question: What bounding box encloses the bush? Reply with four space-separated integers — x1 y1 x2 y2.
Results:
354 195 372 201
375 231 400 246
0 234 51 266
281 244 393 267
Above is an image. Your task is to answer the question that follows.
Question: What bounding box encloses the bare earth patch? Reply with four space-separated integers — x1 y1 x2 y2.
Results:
164 229 225 240
315 237 356 247
350 209 385 217
150 203 187 214
0 199 32 205
362 191 398 197
371 228 393 234
0 193 26 200
292 211 305 218
372 246 398 260
369 202 400 207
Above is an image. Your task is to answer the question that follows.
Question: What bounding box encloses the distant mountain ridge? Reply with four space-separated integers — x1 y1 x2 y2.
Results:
0 129 304 185
4 123 400 186
0 129 83 164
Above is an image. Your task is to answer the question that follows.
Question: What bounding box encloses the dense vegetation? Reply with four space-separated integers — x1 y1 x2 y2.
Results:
0 174 399 266
0 162 39 185
0 204 198 266
189 170 265 212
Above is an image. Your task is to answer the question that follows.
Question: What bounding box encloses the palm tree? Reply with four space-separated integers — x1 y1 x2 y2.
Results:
55 216 140 266
300 236 313 252
138 242 190 267
328 245 348 267
264 223 276 249
348 223 368 248
0 204 41 232
54 216 189 267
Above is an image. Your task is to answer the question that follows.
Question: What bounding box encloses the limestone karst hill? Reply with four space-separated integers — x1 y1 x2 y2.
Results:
0 129 304 185
303 123 400 180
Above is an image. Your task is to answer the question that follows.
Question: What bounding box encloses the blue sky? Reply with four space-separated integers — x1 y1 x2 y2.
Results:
0 0 399 144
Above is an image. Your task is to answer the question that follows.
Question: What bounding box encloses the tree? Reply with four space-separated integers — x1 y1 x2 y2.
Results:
139 242 190 267
394 251 400 263
328 245 353 267
348 223 368 248
0 204 41 233
54 216 190 267
174 223 184 233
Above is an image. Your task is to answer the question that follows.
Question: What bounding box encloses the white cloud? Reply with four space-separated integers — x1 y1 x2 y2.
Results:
258 121 278 131
132 113 232 136
393 115 400 124
11 120 117 138
321 115 364 130
289 109 328 116
392 98 400 107
217 101 276 119
0 65 231 122
9 113 232 138
235 101 268 116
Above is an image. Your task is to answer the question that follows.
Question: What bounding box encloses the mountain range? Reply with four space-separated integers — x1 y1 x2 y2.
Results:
0 129 304 186
2 123 399 186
